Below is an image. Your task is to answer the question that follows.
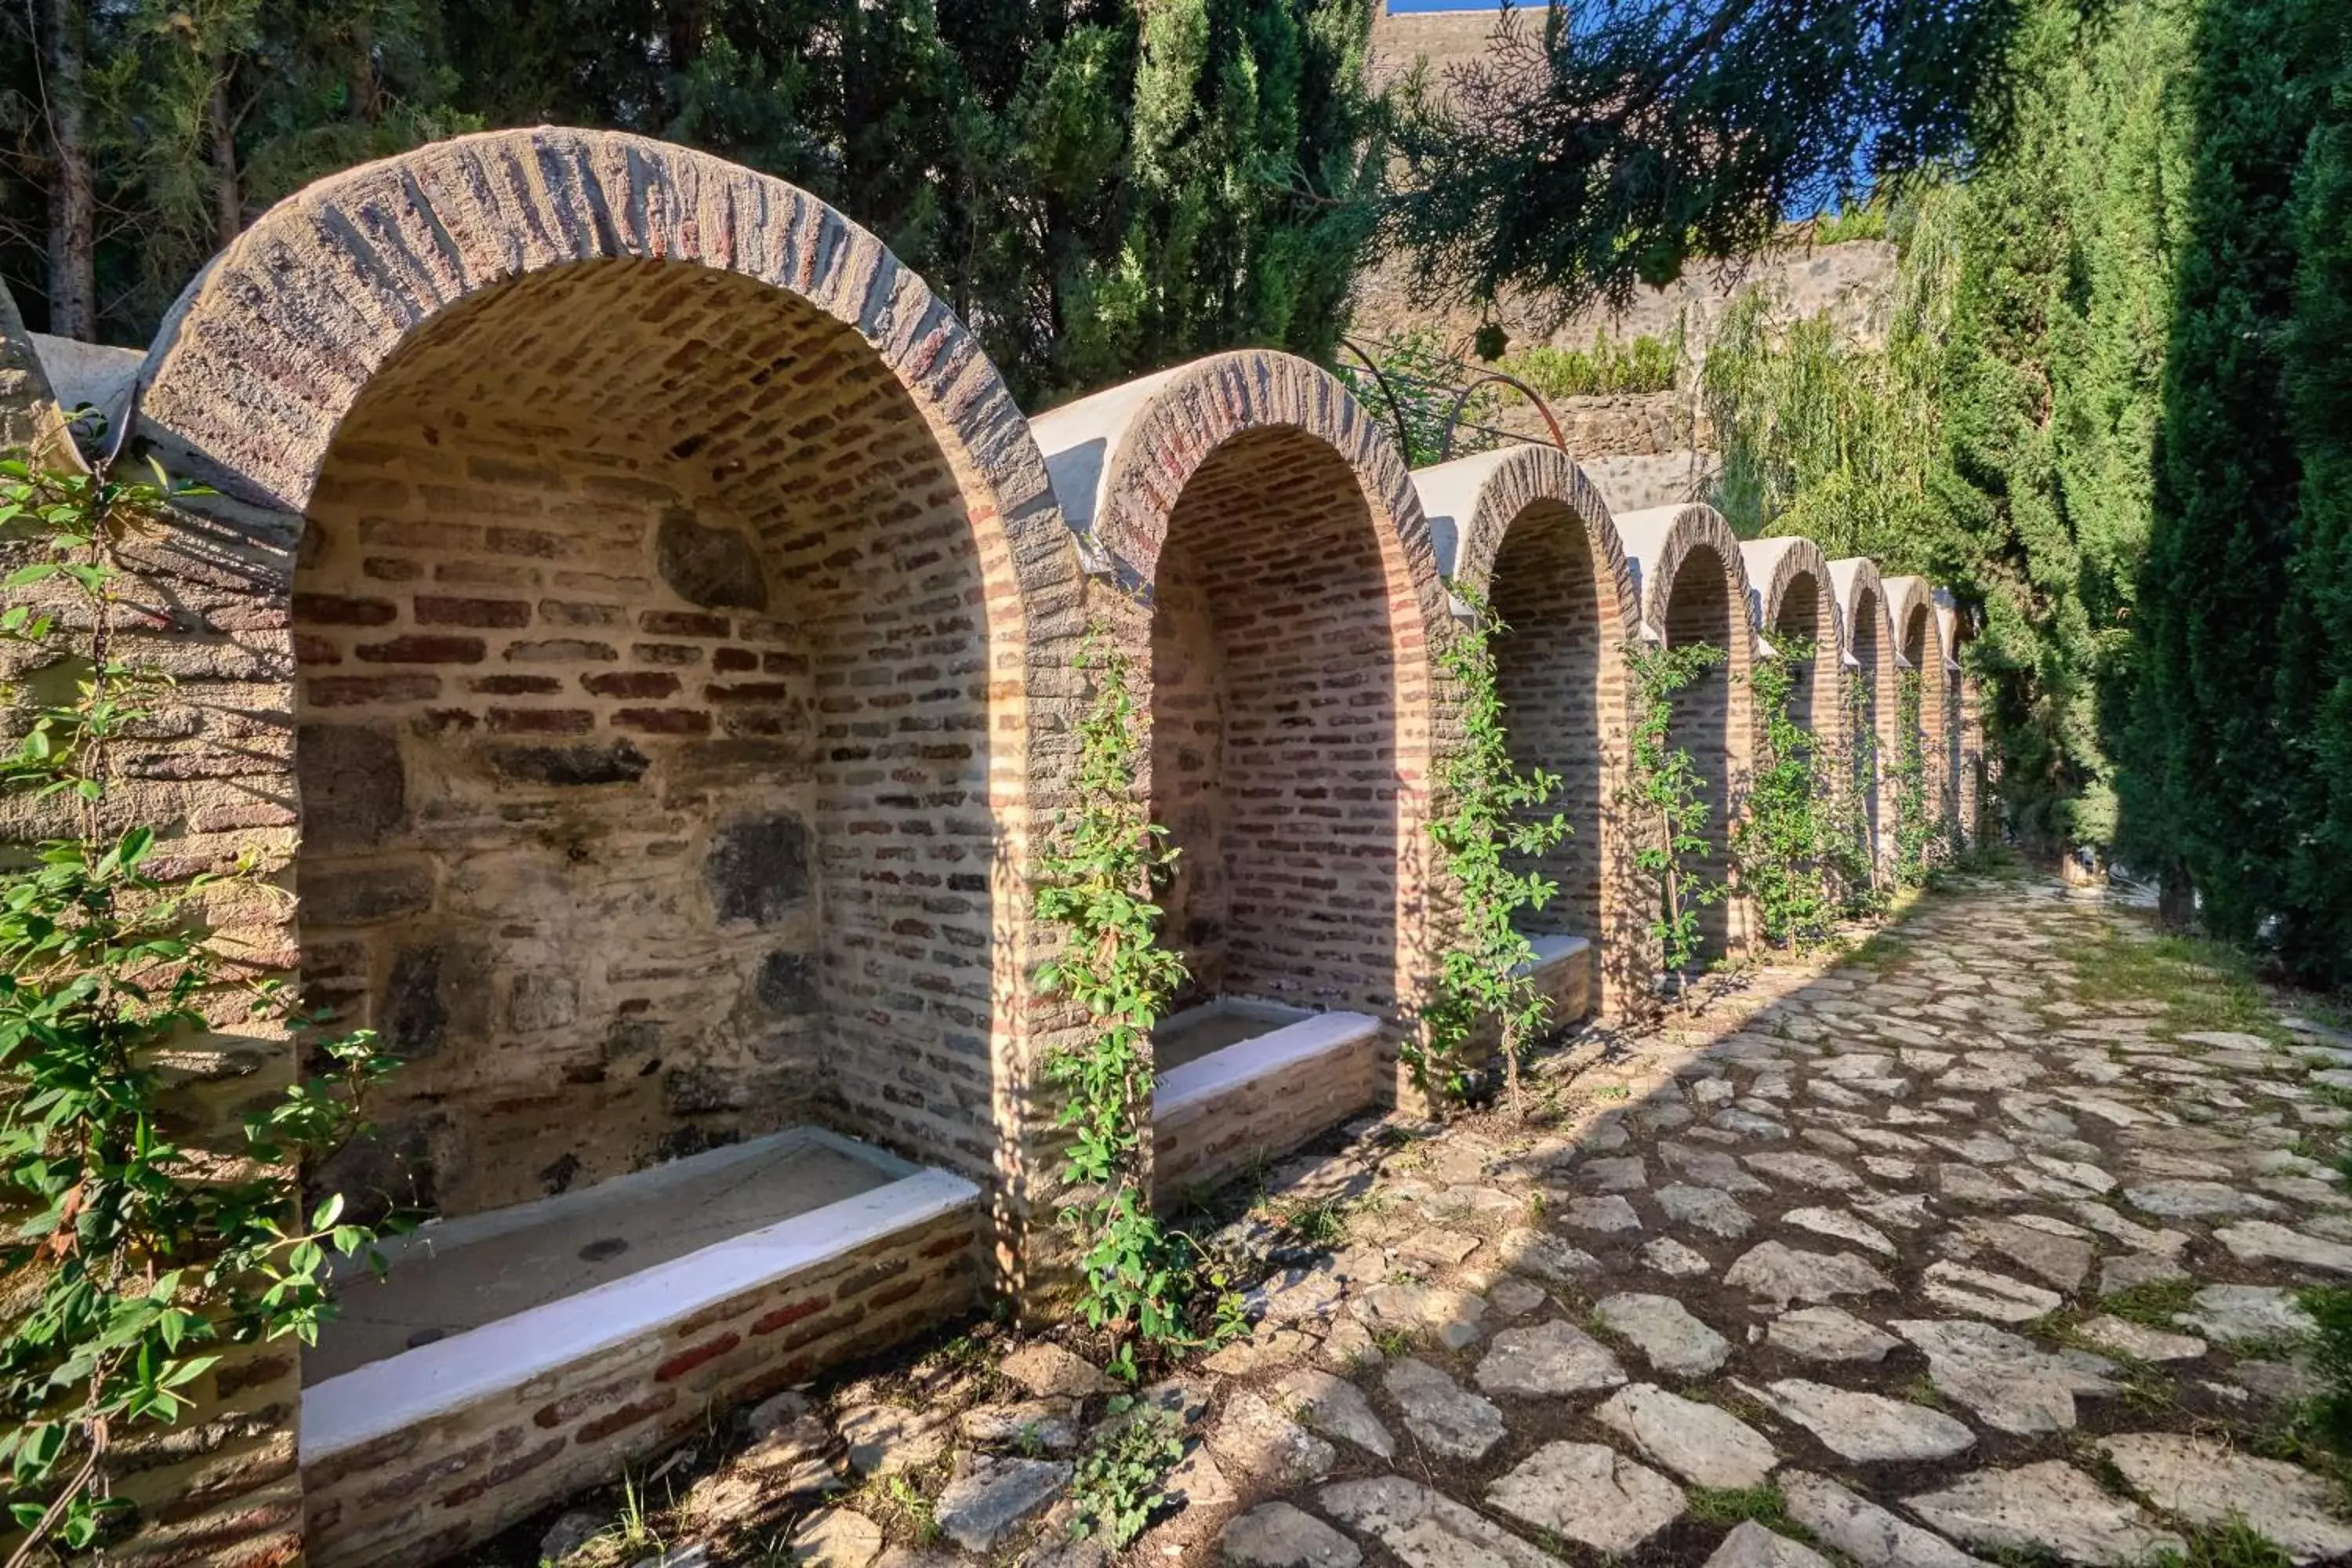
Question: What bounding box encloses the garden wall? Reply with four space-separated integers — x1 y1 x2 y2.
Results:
0 125 1987 1567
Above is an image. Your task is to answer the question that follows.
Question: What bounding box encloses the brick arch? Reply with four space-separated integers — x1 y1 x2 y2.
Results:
139 129 1062 553
1830 557 1900 874
1933 589 1968 840
127 124 1088 1492
1032 349 1445 1056
1885 574 1949 862
1740 535 1842 736
1618 505 1756 961
1417 444 1642 1014
136 132 1078 1138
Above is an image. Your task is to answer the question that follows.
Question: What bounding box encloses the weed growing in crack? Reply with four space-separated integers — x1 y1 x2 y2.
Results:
880 1473 939 1546
1068 1399 1185 1548
2096 1278 2201 1330
1684 1483 1791 1527
2139 1514 2297 1567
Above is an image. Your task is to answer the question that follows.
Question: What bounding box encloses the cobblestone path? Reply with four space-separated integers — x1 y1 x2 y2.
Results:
547 872 2352 1568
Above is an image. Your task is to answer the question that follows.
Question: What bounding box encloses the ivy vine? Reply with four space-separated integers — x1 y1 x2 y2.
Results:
0 444 399 1559
1893 666 1937 885
1732 640 1840 949
1842 664 1889 906
1033 630 1239 1378
1624 641 1729 1004
1421 589 1567 1118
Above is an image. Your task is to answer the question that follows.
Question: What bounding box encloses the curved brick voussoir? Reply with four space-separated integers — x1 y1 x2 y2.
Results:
1417 444 1639 636
1740 536 1842 669
1740 535 1846 757
137 125 1064 563
1613 503 1755 647
1030 349 1439 608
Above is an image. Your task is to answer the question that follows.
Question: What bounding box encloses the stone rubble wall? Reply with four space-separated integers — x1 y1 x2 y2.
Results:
0 126 1987 1566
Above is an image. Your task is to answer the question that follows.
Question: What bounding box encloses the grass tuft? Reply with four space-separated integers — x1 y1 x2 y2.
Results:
1684 1483 1790 1528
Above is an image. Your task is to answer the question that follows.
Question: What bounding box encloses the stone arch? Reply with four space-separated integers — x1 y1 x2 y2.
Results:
1032 350 1444 1179
129 129 1085 1561
1829 557 1899 876
1740 536 1841 736
1886 574 1947 863
1618 504 1756 963
1419 445 1642 1016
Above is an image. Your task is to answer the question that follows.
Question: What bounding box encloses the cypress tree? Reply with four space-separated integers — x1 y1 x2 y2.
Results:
2127 0 2318 947
2273 0 2352 982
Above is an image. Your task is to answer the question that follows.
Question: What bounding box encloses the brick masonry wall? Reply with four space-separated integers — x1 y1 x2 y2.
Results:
300 1203 981 1566
1897 597 1951 848
1149 428 1403 1016
1151 1039 1389 1204
0 124 1998 1568
1768 574 1837 735
1437 448 1650 1017
1490 502 1615 945
1662 545 1749 959
1849 586 1890 864
292 260 1004 1219
55 128 1090 1567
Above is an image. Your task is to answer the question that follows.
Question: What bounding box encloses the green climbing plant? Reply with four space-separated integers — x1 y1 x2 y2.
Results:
0 442 401 1558
1624 641 1730 1004
1893 667 1936 885
1731 641 1843 949
1421 590 1569 1118
1839 669 1889 913
1033 630 1240 1376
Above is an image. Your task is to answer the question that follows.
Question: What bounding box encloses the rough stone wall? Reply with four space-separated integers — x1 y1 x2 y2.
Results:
1149 428 1403 1014
291 260 1003 1218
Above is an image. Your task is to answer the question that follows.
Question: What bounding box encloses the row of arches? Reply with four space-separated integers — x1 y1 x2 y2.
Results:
28 129 1983 1564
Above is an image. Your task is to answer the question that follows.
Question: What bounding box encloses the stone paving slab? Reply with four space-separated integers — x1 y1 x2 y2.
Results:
556 874 2352 1568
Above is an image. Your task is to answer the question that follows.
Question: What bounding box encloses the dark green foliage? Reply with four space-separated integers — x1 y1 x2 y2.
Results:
0 0 1380 404
1386 0 2024 314
2269 5 2352 981
2121 0 2352 981
2302 1285 2352 1454
2124 0 2315 946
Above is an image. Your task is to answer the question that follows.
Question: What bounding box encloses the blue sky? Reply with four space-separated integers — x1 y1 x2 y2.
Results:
1385 0 1515 11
